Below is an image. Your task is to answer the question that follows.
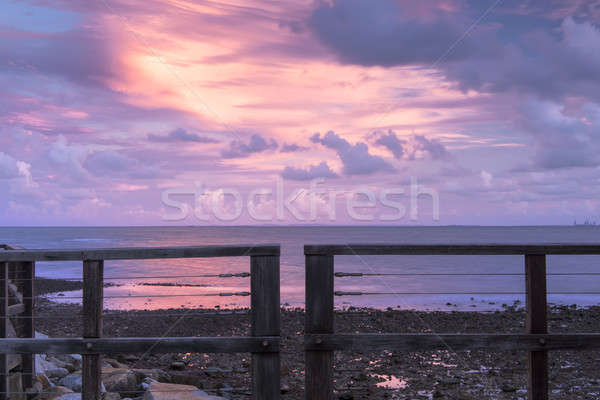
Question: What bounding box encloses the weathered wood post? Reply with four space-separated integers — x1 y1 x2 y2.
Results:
21 261 35 390
0 262 8 400
250 254 280 399
305 254 334 400
82 260 103 400
525 254 548 400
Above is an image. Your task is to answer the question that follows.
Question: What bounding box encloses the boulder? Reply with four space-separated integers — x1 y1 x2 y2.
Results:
46 368 70 379
46 357 75 373
32 385 73 400
132 369 170 384
36 373 53 389
58 374 82 392
52 355 82 371
58 373 105 393
104 358 130 369
101 368 137 394
143 382 225 400
9 372 25 400
54 394 81 400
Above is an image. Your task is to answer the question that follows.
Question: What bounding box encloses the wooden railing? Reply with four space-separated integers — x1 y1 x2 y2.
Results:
0 244 281 400
304 244 600 400
0 245 35 399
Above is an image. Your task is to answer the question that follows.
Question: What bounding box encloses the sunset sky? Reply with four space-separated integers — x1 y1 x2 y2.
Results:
2 0 600 225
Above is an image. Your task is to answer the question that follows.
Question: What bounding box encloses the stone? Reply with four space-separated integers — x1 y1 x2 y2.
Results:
169 362 186 371
102 368 137 393
46 357 75 373
46 368 70 379
54 394 81 400
9 372 25 400
133 369 171 383
58 374 82 392
168 372 206 388
53 355 83 371
102 393 121 400
104 358 130 369
32 385 73 400
143 382 225 400
36 373 53 389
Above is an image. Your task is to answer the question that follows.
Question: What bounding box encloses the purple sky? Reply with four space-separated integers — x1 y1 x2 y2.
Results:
2 0 600 225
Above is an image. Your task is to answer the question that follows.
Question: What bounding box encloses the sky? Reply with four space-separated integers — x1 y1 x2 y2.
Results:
1 0 600 226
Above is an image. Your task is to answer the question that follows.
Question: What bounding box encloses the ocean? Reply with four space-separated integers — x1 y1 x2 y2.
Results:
1 226 599 311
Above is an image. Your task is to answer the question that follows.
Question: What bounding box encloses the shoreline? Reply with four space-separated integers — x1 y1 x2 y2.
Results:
30 278 600 399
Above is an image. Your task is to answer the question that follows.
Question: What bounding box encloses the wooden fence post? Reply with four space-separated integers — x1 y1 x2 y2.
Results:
0 262 8 400
250 255 280 400
21 261 35 390
82 260 103 400
525 254 548 400
305 254 334 400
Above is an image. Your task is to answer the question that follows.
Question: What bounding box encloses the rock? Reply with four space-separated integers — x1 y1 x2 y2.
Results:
9 372 25 400
143 382 225 400
46 368 70 379
168 372 206 388
53 355 83 371
46 357 75 373
32 385 73 400
102 368 137 393
281 383 291 394
501 385 517 392
141 377 157 391
54 394 81 400
104 358 130 369
120 354 139 363
102 393 121 400
58 374 82 392
36 354 60 375
133 369 171 383
169 362 186 371
37 373 54 389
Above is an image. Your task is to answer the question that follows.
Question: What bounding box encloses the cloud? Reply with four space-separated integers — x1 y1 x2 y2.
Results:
517 100 600 170
310 131 392 175
280 143 309 152
0 153 33 186
406 135 449 160
481 170 493 188
47 135 89 180
370 130 405 159
370 130 448 160
0 26 120 88
443 17 600 101
309 2 600 102
308 0 477 67
147 128 219 143
84 150 159 179
281 161 338 181
221 134 278 158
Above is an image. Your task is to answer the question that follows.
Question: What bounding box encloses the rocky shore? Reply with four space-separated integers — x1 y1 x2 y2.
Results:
22 279 600 399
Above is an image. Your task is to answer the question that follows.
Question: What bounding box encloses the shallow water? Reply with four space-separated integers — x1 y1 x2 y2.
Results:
2 225 600 310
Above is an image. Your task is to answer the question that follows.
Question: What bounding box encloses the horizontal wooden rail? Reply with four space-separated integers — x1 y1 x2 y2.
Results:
0 244 280 262
0 337 279 354
305 333 600 352
305 243 600 256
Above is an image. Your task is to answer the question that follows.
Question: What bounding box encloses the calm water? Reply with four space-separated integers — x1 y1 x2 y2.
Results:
1 226 600 311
